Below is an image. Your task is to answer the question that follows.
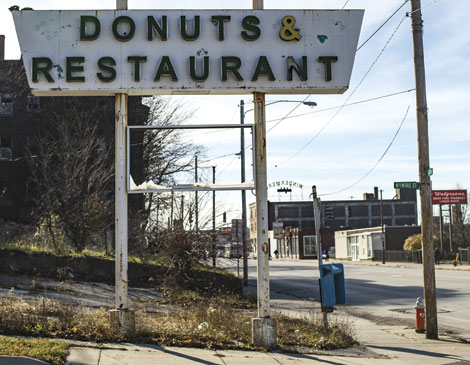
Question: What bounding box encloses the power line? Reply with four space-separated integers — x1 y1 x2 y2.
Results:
357 0 409 52
266 89 414 123
341 0 351 9
319 102 412 197
278 14 407 166
266 95 312 134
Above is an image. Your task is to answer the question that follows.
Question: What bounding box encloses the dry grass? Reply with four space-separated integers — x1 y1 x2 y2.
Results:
0 291 355 351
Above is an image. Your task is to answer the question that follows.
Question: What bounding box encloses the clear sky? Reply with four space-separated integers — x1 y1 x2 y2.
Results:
1 0 469 225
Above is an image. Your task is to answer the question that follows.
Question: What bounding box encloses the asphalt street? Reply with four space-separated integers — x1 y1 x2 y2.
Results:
224 258 470 336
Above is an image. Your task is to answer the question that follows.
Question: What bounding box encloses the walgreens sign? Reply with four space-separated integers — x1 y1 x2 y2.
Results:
432 190 468 205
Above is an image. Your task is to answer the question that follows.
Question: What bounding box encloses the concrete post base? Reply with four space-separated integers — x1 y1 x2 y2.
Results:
252 317 277 349
110 309 135 337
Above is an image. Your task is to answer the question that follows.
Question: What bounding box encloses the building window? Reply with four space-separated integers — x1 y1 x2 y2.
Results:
0 94 13 115
27 94 40 111
303 235 317 256
367 235 373 258
347 236 358 257
0 137 12 160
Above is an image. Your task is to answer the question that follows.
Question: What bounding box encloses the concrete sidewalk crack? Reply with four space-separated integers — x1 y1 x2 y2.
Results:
97 349 102 365
215 351 228 365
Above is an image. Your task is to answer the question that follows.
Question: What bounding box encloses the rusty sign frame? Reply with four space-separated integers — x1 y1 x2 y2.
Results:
126 123 256 193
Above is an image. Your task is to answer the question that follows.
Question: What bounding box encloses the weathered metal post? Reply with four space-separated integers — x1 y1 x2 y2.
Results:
110 0 134 336
251 46 277 348
252 91 276 348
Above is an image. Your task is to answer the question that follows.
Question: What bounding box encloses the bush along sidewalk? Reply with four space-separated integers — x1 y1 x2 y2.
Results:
0 290 355 352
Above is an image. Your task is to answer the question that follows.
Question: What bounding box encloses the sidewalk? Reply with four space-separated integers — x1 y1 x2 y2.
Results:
324 258 470 271
61 292 470 365
62 314 470 365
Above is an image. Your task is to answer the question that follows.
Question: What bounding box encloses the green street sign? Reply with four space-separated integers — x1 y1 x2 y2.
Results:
426 168 433 176
394 181 420 189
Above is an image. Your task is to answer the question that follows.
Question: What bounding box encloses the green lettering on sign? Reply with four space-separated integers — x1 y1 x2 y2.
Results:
97 56 116 82
32 57 54 83
394 181 420 190
80 16 100 41
241 16 261 41
318 56 338 82
189 56 209 82
147 16 168 41
211 15 231 41
66 57 85 82
154 56 178 81
221 57 243 82
252 56 275 81
128 56 147 82
181 16 200 41
112 16 136 42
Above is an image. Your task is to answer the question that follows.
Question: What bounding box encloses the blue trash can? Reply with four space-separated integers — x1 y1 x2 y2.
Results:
319 263 346 307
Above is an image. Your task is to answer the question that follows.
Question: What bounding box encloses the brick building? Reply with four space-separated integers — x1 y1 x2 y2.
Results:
250 186 418 259
0 35 148 222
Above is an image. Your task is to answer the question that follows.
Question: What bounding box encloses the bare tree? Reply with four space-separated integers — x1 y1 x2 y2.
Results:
28 104 113 252
130 97 204 237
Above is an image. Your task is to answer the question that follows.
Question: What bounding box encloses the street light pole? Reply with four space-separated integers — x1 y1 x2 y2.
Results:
380 189 385 264
240 100 248 287
212 166 216 267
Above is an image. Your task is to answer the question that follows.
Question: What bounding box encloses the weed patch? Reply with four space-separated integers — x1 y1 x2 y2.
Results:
0 292 355 352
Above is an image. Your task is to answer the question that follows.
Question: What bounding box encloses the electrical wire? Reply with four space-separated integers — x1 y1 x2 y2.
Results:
262 1 411 139
319 102 412 197
266 95 312 134
356 0 409 52
277 14 408 166
266 89 415 123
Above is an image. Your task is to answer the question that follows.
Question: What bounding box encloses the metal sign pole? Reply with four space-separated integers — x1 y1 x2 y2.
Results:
110 0 134 336
251 0 276 349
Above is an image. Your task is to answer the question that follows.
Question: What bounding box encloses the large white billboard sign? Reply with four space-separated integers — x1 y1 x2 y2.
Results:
12 9 363 96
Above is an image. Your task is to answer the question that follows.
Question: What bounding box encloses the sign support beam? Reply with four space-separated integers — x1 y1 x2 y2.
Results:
251 0 277 349
110 0 135 336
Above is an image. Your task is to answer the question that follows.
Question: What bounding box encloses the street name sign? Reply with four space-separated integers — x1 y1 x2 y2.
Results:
432 190 468 205
11 9 364 96
394 181 420 190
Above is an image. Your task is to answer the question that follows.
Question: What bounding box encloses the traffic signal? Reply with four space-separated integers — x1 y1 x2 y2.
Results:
347 206 352 217
325 206 335 219
223 212 226 223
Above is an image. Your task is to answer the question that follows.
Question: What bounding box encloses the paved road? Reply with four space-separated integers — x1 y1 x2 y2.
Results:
224 258 470 336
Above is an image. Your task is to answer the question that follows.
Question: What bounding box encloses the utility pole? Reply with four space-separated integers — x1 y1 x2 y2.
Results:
312 186 323 267
170 190 174 230
410 0 438 339
180 195 184 220
240 100 248 286
212 166 216 267
195 155 198 231
439 205 443 251
312 186 327 328
449 205 453 252
380 189 385 264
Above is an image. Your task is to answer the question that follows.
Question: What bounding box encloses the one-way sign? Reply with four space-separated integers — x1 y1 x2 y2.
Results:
394 181 420 189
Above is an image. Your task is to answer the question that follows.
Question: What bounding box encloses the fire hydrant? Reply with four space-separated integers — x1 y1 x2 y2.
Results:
415 297 425 333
